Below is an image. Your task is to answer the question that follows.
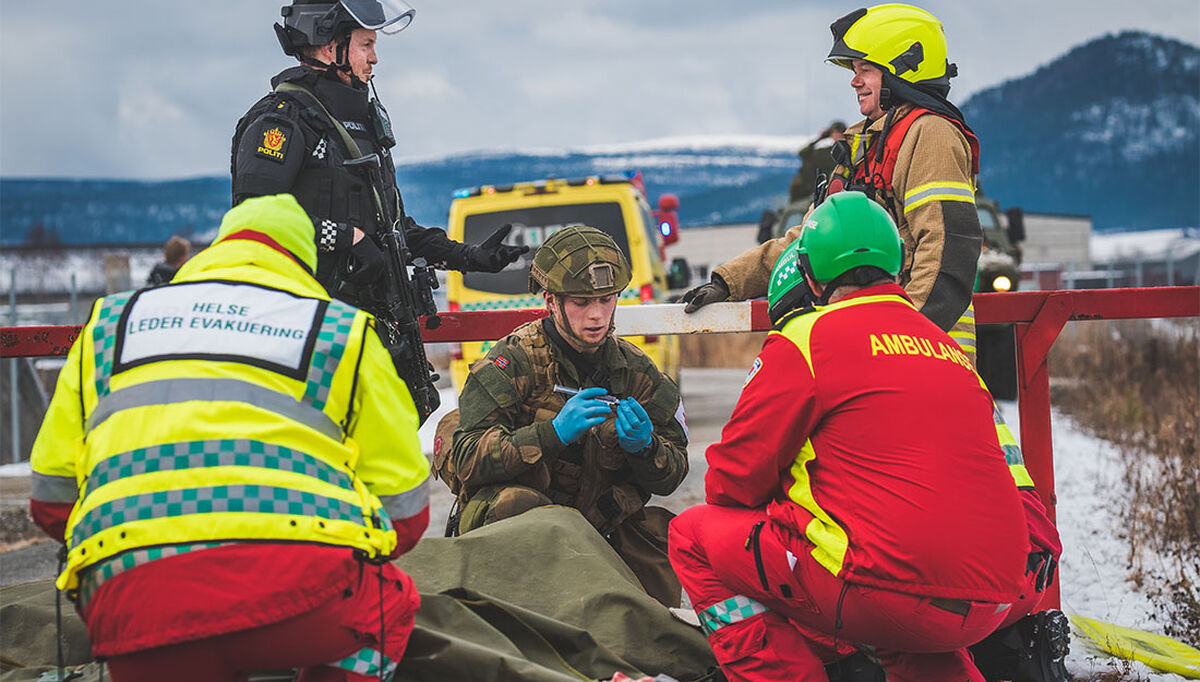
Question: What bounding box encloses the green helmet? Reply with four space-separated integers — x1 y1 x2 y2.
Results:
529 226 631 297
797 191 903 284
767 240 814 324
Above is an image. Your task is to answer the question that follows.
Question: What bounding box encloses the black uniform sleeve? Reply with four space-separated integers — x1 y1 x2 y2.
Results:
234 105 354 254
233 107 307 203
403 215 471 270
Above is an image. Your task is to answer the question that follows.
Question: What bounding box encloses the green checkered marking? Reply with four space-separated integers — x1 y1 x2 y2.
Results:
91 291 134 397
76 541 230 608
71 484 365 546
304 300 358 409
697 595 769 635
461 295 542 311
460 288 639 311
331 647 396 677
85 439 354 496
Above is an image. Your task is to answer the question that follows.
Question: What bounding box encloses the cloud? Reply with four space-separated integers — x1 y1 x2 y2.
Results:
1 0 1197 178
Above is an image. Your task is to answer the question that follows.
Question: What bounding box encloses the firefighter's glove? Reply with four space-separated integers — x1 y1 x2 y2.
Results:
552 387 612 445
615 397 654 454
1027 550 1058 593
466 224 530 273
346 237 387 285
681 275 730 313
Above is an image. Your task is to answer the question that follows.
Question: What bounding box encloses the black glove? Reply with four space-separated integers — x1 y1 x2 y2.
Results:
345 236 387 285
465 224 530 273
681 275 730 313
1027 550 1058 593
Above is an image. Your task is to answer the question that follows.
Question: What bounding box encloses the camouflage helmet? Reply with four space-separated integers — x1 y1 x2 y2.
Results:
529 226 631 297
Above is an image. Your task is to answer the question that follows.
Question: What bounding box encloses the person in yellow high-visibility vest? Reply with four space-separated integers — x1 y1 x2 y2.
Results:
29 194 430 682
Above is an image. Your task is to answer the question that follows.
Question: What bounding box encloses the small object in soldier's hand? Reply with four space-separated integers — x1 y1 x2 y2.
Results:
553 384 620 406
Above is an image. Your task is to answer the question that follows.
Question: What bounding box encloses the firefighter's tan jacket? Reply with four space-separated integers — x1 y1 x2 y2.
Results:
714 103 982 357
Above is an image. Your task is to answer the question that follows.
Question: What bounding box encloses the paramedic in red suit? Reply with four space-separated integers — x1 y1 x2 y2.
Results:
668 192 1029 682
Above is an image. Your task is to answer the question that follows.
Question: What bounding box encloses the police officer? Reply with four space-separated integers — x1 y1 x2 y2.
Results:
684 4 981 360
432 226 690 607
232 0 527 307
29 195 430 681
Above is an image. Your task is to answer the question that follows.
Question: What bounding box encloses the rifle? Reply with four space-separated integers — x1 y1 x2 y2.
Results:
344 153 442 425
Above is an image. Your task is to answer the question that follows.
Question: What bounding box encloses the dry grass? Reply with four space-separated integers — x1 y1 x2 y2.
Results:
679 332 767 368
1050 319 1200 647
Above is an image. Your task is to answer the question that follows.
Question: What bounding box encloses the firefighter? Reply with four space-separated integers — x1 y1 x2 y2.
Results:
232 0 526 309
669 192 1030 681
29 195 430 681
433 226 690 607
683 3 981 360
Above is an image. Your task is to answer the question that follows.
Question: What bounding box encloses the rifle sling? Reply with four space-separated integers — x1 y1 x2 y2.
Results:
274 81 390 225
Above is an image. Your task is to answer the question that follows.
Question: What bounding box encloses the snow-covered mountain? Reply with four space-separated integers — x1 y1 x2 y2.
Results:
2 32 1196 246
963 31 1199 231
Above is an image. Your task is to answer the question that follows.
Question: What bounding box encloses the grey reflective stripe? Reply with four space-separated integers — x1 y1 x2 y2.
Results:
71 484 366 546
903 184 975 206
304 300 358 410
86 378 343 441
85 439 354 497
31 473 79 503
91 291 134 398
377 477 430 520
77 541 230 608
1002 444 1024 466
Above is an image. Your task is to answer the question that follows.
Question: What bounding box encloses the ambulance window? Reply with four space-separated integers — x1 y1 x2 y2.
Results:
462 202 630 295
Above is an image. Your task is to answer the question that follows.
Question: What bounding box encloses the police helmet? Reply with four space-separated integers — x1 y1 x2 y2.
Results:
275 0 415 56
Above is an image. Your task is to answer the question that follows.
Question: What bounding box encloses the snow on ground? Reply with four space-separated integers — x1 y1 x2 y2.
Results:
998 400 1192 681
1090 227 1200 262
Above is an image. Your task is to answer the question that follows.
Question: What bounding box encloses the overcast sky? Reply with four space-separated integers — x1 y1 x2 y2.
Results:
1 1 1197 179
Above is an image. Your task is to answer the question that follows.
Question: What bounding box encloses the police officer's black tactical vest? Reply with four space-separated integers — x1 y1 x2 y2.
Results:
231 67 400 238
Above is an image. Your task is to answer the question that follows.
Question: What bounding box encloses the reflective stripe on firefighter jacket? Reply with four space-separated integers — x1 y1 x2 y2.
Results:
31 215 428 593
704 283 1027 602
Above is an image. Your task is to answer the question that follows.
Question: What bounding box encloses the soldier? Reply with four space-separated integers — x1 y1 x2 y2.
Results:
232 0 527 308
787 121 846 204
434 226 689 607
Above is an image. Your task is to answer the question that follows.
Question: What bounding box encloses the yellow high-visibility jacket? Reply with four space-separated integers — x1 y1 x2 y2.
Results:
30 195 428 592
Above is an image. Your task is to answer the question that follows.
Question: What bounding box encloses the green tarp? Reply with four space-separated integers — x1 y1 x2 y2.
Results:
1 507 716 682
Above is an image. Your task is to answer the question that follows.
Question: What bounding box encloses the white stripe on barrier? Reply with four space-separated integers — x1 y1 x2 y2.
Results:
614 302 757 337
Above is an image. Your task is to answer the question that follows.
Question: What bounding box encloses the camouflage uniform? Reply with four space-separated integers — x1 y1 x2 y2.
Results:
434 225 689 606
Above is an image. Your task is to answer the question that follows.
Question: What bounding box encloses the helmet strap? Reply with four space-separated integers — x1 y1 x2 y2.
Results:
328 33 368 89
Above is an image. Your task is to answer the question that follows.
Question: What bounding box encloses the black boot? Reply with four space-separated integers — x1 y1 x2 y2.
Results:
970 610 1071 682
825 651 887 682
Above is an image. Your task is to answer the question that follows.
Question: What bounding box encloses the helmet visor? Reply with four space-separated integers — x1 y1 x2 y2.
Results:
341 0 415 34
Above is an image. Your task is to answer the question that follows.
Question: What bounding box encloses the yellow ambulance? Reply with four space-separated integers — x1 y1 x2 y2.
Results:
444 173 681 391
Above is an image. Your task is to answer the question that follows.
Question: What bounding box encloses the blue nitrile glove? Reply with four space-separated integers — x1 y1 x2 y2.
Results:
615 397 654 454
552 387 612 445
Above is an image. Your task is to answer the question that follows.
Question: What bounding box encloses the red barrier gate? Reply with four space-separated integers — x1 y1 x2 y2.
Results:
4 286 1199 607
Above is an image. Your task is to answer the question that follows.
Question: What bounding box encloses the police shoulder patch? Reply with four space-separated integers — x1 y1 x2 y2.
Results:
255 120 292 164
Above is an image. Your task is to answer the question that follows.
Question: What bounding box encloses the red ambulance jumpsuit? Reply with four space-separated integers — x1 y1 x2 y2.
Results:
669 283 1029 681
